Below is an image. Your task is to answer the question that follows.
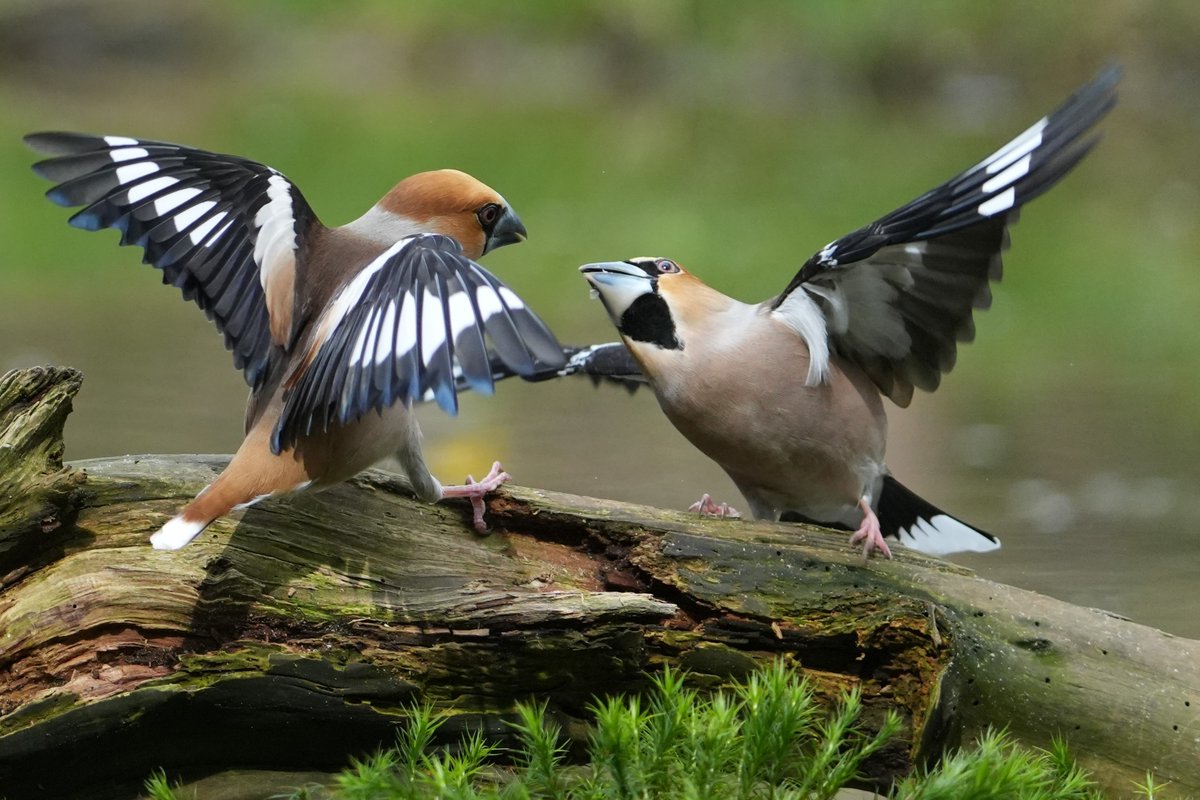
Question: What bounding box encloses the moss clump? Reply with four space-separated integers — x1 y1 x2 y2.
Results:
143 661 1171 799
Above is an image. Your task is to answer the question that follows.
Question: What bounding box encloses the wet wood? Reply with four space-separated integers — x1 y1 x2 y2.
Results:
0 366 1197 799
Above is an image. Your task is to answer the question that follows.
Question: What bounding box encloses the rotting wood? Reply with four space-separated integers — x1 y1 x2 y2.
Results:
0 366 1197 800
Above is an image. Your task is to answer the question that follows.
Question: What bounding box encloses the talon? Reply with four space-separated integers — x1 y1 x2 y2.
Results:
441 461 511 533
848 497 892 560
688 493 741 519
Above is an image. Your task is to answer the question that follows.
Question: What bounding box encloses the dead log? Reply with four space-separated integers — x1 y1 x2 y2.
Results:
0 366 1196 799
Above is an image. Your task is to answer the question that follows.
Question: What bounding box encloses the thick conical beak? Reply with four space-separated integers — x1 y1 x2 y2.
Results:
579 261 655 324
483 207 527 254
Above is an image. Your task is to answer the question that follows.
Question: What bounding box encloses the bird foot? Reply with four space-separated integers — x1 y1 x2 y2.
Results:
688 493 742 519
441 461 511 533
848 497 892 560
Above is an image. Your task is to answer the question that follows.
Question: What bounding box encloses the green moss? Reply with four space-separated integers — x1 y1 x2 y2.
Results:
0 691 79 737
177 643 276 675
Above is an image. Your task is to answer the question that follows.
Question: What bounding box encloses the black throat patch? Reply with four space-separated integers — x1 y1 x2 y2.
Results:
620 292 681 350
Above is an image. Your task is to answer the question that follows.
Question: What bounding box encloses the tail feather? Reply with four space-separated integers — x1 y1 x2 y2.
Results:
149 467 291 550
149 480 238 550
150 515 210 550
878 475 1000 556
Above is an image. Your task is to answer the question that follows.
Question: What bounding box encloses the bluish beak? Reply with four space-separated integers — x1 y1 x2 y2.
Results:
579 261 655 323
579 260 654 283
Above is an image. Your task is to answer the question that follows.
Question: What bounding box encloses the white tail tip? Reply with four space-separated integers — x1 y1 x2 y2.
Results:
899 514 1001 556
150 516 207 550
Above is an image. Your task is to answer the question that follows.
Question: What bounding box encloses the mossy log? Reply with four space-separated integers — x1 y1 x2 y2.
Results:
1 366 1197 799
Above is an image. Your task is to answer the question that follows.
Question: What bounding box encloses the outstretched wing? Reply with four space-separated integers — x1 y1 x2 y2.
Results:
26 132 319 389
770 66 1119 406
419 341 647 402
273 233 565 453
514 342 646 392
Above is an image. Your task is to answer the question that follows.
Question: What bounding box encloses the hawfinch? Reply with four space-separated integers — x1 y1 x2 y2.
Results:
581 68 1118 559
27 132 565 549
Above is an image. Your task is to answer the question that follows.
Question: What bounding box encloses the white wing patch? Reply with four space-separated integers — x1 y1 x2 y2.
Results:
205 218 235 247
115 161 158 184
474 282 505 319
375 300 398 365
254 174 299 343
982 117 1047 175
28 131 333 390
320 238 408 346
348 318 372 368
982 154 1032 194
153 186 202 215
446 290 480 341
109 146 149 163
816 240 840 266
396 294 418 356
775 261 916 387
497 286 527 311
978 187 1016 217
189 211 228 245
173 200 215 232
420 289 447 364
338 251 529 379
253 174 297 275
772 289 831 385
359 304 382 368
127 175 178 203
972 116 1048 217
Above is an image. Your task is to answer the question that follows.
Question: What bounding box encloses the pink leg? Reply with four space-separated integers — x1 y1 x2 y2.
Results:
440 461 511 533
848 496 892 560
688 493 742 519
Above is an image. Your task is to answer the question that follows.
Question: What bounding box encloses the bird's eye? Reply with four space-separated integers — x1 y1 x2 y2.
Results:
655 259 680 274
477 203 501 227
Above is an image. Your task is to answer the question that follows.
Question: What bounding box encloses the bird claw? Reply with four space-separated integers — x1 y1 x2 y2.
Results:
442 461 510 533
849 498 892 560
688 493 742 519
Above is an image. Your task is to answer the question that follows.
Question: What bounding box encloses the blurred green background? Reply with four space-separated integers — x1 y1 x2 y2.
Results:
1 1 1198 634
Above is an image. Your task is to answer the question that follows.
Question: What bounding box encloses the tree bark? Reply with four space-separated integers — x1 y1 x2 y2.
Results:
0 366 1196 799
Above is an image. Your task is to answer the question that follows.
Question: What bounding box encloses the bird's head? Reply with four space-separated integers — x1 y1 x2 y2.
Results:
380 169 526 259
580 257 714 354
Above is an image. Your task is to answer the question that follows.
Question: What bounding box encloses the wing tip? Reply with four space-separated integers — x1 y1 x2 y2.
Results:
432 381 460 416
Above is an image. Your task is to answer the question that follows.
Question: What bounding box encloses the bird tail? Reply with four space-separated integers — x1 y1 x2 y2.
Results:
150 485 229 550
878 475 1000 556
149 450 310 550
150 475 261 550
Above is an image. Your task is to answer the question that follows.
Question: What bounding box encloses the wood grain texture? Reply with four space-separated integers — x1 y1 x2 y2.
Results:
0 367 1196 799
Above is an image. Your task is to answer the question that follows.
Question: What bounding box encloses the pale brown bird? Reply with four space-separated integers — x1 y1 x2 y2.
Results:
581 68 1119 558
27 132 565 549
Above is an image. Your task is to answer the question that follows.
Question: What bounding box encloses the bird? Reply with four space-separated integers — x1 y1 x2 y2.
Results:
580 67 1119 559
26 132 566 549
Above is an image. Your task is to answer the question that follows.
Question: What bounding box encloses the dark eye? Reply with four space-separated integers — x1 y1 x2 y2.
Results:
655 258 680 274
477 203 501 227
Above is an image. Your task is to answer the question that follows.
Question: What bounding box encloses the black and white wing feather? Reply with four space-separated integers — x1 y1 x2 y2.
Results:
770 66 1119 406
26 132 317 390
523 342 646 392
273 233 564 453
423 341 647 402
